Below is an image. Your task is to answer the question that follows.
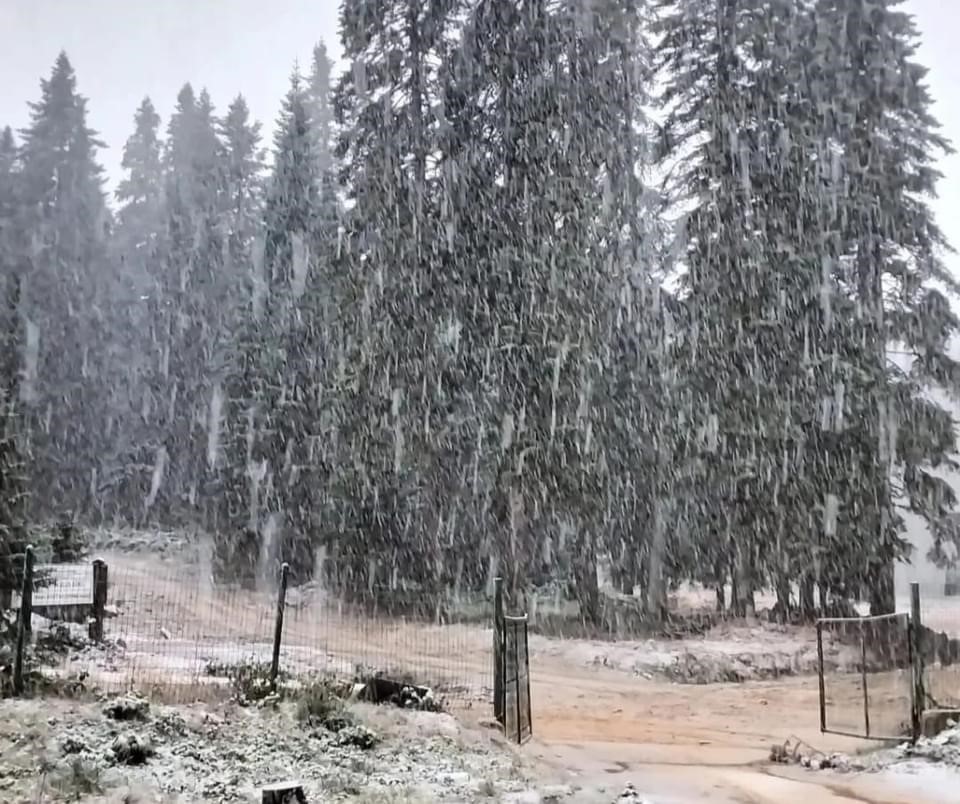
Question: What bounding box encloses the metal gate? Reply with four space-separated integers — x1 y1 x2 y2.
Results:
495 612 532 744
816 611 917 741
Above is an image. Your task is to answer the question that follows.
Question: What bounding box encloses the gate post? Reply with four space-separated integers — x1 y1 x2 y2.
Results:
910 582 924 742
13 545 34 695
270 562 289 690
89 559 108 642
816 619 827 732
493 577 504 724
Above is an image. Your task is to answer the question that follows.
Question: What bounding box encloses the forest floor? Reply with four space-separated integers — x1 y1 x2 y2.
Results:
5 532 960 802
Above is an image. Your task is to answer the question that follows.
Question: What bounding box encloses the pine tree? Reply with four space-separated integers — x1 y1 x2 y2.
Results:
334 0 466 600
306 41 335 180
108 98 167 520
808 0 959 613
654 0 817 617
153 84 226 522
0 126 26 602
434 0 650 617
117 98 164 245
214 94 265 579
251 71 325 583
220 95 264 271
0 127 20 263
17 52 110 519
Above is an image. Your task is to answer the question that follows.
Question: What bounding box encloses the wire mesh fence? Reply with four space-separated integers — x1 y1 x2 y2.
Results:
816 612 915 741
914 589 960 710
3 553 496 704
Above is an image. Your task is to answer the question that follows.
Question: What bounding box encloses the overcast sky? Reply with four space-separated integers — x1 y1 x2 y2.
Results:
0 0 957 277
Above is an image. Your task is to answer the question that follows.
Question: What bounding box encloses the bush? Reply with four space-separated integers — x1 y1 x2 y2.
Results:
203 659 286 704
295 677 346 727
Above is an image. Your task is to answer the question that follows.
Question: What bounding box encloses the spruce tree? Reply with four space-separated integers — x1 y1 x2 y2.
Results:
334 0 466 599
0 126 25 602
257 71 323 583
155 84 225 522
215 94 265 580
110 98 167 520
809 0 958 612
17 52 110 519
306 41 335 180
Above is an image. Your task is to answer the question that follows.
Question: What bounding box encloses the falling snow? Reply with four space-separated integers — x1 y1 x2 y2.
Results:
0 0 958 751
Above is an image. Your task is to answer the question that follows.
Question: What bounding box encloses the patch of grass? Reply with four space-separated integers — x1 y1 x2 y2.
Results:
49 756 105 799
203 660 287 704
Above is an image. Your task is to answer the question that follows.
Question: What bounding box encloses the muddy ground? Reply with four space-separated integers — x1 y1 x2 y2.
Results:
5 536 960 803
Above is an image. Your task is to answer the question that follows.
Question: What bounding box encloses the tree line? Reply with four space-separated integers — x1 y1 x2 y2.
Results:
0 0 957 622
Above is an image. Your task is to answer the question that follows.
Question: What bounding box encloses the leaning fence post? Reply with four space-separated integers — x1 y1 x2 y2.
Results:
88 559 108 642
910 582 925 741
493 576 504 724
13 545 34 695
270 562 289 690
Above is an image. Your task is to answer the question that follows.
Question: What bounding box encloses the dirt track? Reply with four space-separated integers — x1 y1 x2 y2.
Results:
96 554 952 803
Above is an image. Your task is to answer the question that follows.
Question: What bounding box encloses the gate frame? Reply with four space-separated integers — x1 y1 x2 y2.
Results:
492 578 532 744
501 613 532 744
816 607 918 742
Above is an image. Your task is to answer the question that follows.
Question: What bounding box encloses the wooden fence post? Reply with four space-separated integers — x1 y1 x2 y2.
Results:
493 576 504 724
910 582 925 742
89 559 108 642
270 563 289 690
13 545 34 695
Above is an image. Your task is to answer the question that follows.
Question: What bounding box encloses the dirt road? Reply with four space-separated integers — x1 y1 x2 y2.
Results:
97 554 953 803
523 658 949 802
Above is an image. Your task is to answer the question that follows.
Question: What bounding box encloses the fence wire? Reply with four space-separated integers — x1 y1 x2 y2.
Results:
917 591 960 710
4 556 495 704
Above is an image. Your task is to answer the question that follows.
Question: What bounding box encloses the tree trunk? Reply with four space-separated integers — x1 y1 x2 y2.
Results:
799 575 816 619
734 541 756 621
867 559 896 615
645 499 667 620
573 530 601 627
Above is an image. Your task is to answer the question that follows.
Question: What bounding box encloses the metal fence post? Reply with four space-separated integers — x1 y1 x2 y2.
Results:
88 558 108 642
523 617 532 740
860 625 870 739
13 545 34 695
910 582 925 741
270 562 289 690
513 619 522 743
816 620 827 732
493 576 504 724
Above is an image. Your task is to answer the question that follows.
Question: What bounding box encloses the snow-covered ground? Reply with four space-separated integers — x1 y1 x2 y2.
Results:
0 694 553 803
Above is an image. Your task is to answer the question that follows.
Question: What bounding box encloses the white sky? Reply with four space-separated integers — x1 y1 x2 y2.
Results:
0 0 957 280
